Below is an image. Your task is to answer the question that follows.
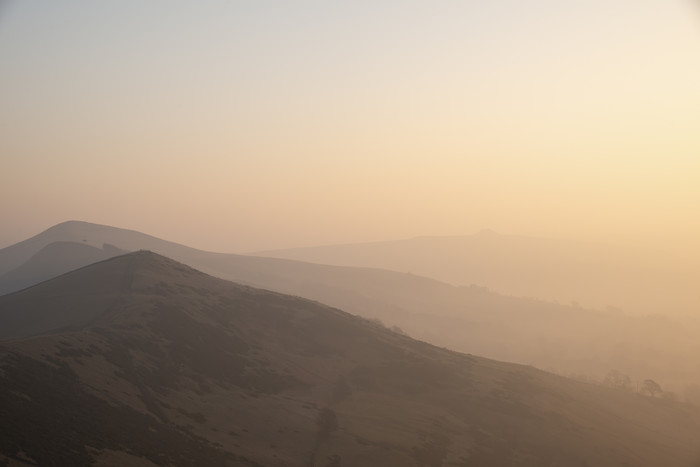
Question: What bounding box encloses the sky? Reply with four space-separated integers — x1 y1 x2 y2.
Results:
1 0 699 253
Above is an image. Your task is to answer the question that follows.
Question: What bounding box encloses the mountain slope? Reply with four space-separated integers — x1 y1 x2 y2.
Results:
2 221 700 393
0 221 203 277
2 251 700 466
0 241 126 296
254 231 699 316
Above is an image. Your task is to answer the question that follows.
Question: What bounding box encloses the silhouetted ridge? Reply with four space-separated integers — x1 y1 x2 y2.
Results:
1 250 700 466
0 241 128 296
2 220 699 395
0 251 214 340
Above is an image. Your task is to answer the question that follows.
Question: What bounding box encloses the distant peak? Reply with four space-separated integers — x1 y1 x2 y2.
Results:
51 220 94 227
44 220 105 232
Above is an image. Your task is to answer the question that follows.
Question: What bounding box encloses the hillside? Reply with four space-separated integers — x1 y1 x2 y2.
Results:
254 231 699 316
2 221 699 394
2 251 700 466
0 221 202 277
0 241 125 296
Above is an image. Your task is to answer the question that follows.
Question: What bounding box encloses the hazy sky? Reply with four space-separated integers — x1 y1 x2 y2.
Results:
2 1 699 252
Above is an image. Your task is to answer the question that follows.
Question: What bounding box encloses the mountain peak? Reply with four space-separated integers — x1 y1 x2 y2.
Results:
43 220 109 234
2 248 700 466
0 250 214 340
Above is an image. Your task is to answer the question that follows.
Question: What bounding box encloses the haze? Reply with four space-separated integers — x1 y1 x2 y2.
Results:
2 0 699 256
4 3 700 464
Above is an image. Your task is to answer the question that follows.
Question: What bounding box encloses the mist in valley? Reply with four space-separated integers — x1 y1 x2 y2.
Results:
2 0 700 465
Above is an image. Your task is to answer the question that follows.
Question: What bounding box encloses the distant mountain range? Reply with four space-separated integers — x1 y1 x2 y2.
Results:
2 251 699 466
254 230 699 316
2 221 699 393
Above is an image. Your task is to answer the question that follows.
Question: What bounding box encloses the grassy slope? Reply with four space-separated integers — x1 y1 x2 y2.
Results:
1 252 700 466
2 222 699 392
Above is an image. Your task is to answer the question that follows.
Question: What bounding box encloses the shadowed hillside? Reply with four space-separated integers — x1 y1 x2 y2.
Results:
2 251 700 466
2 221 700 395
0 241 125 296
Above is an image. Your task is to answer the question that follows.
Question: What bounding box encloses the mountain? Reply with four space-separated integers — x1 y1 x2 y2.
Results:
0 241 126 296
2 221 699 394
0 221 203 277
2 251 700 466
254 230 699 316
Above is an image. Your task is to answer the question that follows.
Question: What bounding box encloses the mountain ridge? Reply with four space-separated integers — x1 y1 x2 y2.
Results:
3 221 700 395
2 251 700 466
253 229 697 316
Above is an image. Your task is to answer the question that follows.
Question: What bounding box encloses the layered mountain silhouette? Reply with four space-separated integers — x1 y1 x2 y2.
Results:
2 251 700 466
2 221 699 392
254 231 699 316
0 241 126 296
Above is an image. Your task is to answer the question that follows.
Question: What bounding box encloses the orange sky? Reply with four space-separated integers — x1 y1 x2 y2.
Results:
1 1 699 253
